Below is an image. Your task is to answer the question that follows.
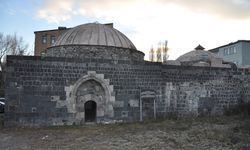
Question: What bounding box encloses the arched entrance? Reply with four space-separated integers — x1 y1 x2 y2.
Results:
84 100 97 122
71 71 115 124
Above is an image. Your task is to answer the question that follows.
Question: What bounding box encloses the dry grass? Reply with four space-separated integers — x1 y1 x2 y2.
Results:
0 115 250 150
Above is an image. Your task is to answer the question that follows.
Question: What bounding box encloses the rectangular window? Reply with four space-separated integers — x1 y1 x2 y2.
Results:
230 47 233 54
51 35 56 44
236 46 240 52
42 35 47 44
224 48 227 55
224 48 229 55
233 47 237 54
224 46 237 55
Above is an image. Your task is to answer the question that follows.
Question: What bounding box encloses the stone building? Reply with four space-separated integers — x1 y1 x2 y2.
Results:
34 23 114 56
4 23 250 127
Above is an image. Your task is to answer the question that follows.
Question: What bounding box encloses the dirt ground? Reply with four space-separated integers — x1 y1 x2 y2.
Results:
0 116 250 150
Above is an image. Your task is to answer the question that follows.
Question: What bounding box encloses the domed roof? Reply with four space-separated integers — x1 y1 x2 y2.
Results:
176 45 221 62
53 23 136 50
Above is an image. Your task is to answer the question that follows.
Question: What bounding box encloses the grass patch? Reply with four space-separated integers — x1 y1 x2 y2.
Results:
0 115 249 150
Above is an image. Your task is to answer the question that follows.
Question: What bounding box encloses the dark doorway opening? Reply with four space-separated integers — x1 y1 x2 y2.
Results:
84 100 97 122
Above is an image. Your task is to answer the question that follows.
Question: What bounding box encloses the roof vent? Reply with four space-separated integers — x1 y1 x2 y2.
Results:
195 44 205 51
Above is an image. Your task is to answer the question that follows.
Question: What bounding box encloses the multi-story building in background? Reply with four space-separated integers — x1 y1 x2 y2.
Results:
34 23 114 56
209 40 250 67
34 27 70 56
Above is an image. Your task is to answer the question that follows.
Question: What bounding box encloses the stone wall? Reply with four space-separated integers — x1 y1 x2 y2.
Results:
45 45 145 62
4 56 250 126
161 65 247 117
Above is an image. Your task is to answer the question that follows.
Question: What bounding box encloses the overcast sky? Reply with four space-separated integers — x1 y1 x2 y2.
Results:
1 0 250 59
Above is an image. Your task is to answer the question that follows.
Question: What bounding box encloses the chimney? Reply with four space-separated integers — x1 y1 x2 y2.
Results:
104 23 113 28
58 26 67 30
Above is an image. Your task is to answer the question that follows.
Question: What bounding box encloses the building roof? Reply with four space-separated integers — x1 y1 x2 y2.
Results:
209 40 250 52
52 23 137 50
176 45 221 62
34 27 70 33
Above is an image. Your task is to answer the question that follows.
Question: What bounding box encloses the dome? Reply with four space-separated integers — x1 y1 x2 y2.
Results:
176 45 231 68
45 23 144 61
176 45 221 62
53 23 136 50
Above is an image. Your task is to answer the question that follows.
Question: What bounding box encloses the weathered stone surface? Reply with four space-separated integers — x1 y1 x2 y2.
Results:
45 45 144 62
128 99 139 107
4 55 250 126
53 23 137 50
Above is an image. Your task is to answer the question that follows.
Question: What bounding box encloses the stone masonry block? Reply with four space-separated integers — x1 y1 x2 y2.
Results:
113 101 124 108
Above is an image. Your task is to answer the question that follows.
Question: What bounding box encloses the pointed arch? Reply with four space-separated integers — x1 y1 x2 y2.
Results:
70 71 115 123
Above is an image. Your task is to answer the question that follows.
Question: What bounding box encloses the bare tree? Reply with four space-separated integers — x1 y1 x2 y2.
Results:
149 46 154 62
156 42 162 62
149 40 169 63
0 33 28 68
0 33 29 96
162 40 169 63
1 33 28 56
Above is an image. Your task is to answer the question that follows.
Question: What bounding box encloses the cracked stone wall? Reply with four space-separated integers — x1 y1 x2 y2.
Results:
4 56 250 127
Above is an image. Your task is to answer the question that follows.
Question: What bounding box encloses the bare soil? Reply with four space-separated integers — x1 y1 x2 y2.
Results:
0 116 250 150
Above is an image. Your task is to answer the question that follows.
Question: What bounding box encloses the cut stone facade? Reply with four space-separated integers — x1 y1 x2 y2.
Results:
45 45 144 61
4 56 250 126
4 23 250 127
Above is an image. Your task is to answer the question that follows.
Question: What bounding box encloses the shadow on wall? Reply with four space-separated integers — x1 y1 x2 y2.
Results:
0 114 3 127
224 102 250 118
198 98 215 116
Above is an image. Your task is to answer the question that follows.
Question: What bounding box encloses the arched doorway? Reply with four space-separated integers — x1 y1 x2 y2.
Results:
72 72 115 124
84 100 97 122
